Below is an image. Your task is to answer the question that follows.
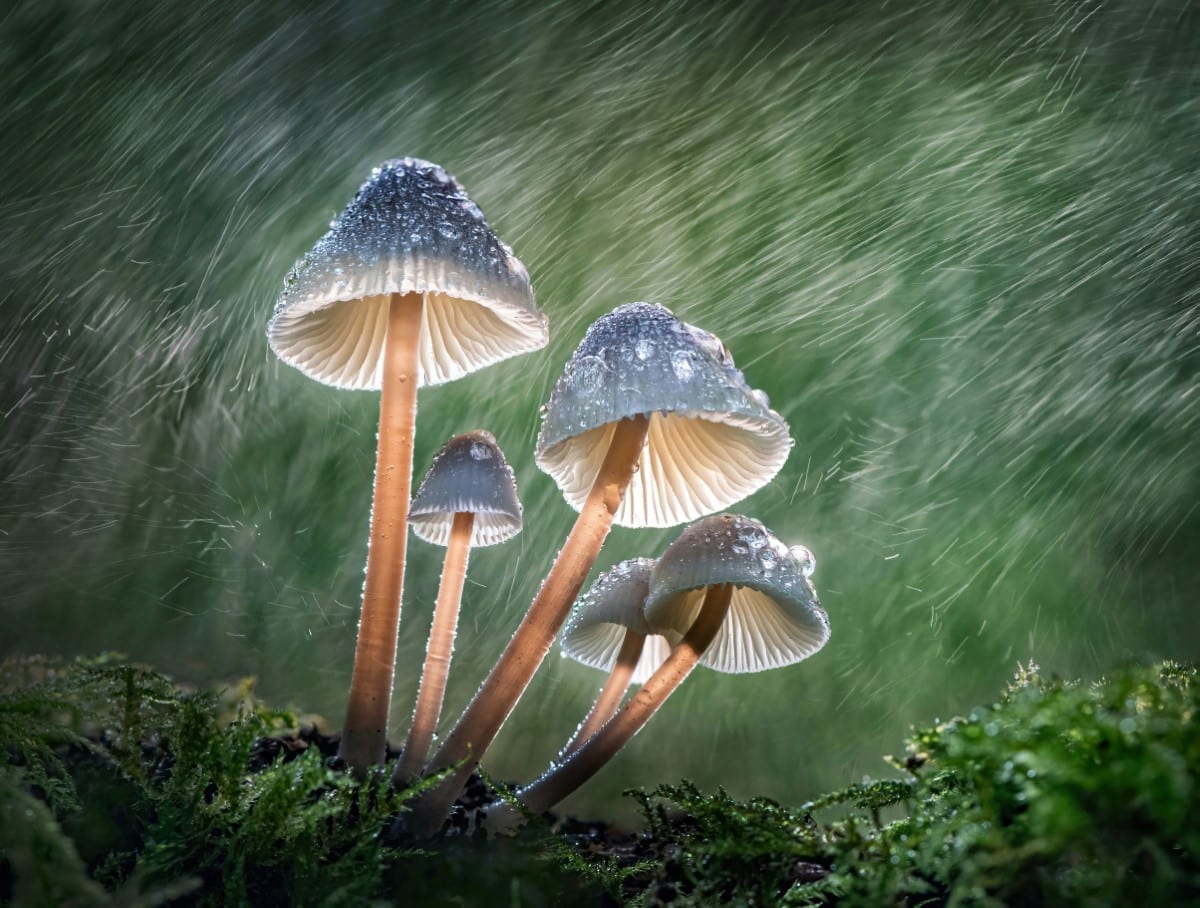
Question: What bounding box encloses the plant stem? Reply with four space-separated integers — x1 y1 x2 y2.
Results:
410 414 650 834
338 292 422 774
562 629 646 757
496 583 733 825
393 511 475 785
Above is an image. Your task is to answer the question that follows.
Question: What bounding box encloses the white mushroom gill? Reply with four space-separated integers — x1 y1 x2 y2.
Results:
542 411 789 529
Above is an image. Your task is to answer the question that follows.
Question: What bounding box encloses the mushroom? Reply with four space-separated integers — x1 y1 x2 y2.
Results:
491 514 830 825
412 304 791 832
392 430 523 785
559 557 672 756
267 159 546 773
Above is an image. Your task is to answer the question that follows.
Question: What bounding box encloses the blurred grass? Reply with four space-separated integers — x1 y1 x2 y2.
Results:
1 0 1197 821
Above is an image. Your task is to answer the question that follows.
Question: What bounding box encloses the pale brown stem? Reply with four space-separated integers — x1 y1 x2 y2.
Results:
393 511 475 785
338 292 422 774
493 583 733 826
561 629 646 757
410 415 650 835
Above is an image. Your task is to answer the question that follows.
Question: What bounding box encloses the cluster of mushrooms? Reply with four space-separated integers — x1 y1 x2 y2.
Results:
266 158 831 836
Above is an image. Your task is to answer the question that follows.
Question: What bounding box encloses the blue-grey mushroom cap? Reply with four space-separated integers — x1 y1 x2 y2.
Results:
644 514 829 674
408 430 523 547
268 158 547 389
560 558 672 685
535 303 792 528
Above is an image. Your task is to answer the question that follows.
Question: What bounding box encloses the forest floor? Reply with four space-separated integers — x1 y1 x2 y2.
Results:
2 656 1197 906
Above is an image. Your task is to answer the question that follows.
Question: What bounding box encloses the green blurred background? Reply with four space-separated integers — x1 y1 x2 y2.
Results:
2 0 1197 822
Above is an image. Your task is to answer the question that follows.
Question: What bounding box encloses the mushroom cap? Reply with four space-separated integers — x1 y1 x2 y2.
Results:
535 302 792 528
268 158 547 390
644 514 829 674
560 558 673 685
408 430 523 547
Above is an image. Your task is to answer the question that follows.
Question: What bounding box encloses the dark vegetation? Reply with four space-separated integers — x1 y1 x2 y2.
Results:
2 655 1196 906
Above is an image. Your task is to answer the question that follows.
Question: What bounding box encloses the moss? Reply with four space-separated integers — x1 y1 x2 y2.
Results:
0 655 598 906
596 661 1200 906
2 656 1196 905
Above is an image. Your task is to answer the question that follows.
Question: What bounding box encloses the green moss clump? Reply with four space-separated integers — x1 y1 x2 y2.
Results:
0 655 594 906
598 661 1200 906
3 657 1197 905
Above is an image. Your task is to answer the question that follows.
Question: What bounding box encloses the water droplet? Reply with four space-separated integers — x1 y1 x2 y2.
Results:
670 349 695 382
469 442 493 461
571 355 608 393
437 223 461 240
759 549 778 573
789 545 816 577
690 327 732 364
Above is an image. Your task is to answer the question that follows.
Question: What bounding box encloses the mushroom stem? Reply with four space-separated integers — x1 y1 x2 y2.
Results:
393 510 475 785
561 629 646 757
338 291 423 774
497 582 733 825
411 414 650 834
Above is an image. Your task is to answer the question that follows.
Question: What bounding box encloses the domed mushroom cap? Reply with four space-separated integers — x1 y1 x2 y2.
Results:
644 514 829 674
268 158 547 390
561 558 672 685
408 430 523 547
535 303 792 528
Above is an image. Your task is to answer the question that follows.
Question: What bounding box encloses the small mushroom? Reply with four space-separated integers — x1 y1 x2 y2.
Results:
647 515 828 675
538 302 792 529
392 431 522 785
413 304 791 832
559 558 671 756
267 159 546 773
494 514 829 823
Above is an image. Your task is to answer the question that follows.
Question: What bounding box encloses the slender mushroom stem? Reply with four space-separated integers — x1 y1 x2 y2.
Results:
562 629 646 757
411 414 650 834
393 511 476 785
338 291 423 774
496 582 733 824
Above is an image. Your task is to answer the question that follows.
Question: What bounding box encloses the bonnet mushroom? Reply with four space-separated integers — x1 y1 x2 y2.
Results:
492 514 829 824
267 158 546 773
392 430 523 784
413 304 791 831
558 558 670 756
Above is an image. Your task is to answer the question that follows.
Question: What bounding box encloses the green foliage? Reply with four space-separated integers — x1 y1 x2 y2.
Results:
0 655 596 905
5 657 1197 905
601 661 1200 906
0 654 213 905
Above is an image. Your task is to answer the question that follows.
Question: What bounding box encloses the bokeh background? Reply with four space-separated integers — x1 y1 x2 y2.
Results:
2 0 1197 822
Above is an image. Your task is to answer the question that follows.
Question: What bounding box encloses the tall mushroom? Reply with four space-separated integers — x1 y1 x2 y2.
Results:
267 159 546 773
491 514 830 825
392 430 523 784
413 303 792 832
558 558 670 756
